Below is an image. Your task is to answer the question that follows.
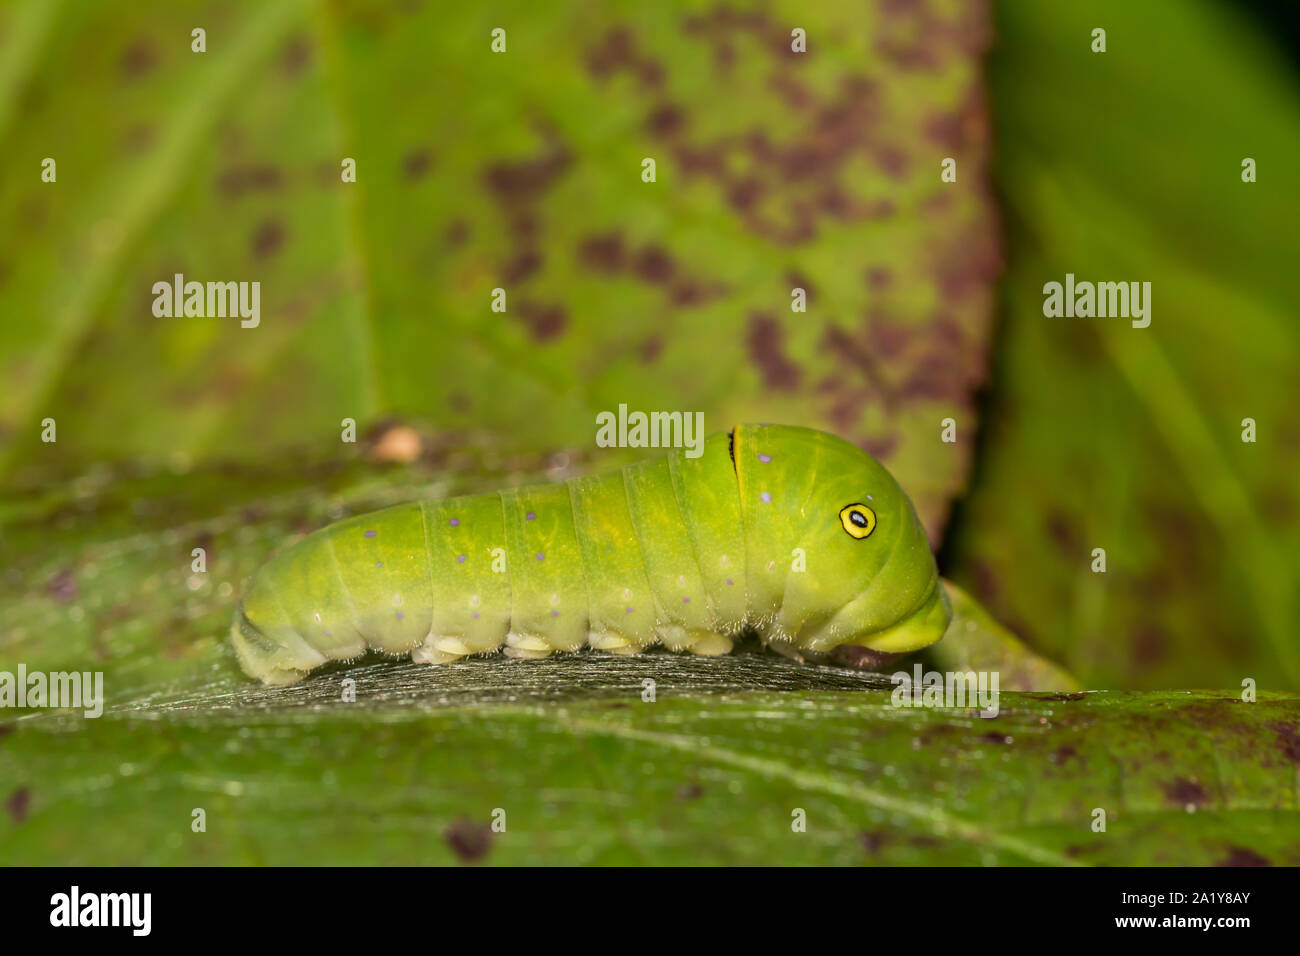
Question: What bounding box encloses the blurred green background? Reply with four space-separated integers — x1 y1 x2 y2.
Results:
2 0 1298 692
2 0 1299 868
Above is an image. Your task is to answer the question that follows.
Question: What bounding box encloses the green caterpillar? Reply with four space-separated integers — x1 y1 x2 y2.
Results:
231 425 951 684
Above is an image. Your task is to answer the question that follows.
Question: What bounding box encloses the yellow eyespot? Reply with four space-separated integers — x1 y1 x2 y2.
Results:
839 503 876 540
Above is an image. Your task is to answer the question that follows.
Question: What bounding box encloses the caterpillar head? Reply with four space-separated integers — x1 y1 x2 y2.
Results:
733 425 951 663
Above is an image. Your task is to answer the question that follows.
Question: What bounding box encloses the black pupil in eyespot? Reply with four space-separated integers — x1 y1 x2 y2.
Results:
850 511 867 527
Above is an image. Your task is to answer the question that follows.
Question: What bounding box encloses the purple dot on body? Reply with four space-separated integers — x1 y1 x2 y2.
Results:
758 453 772 463
551 610 560 617
760 492 771 504
682 596 690 603
726 578 734 585
536 552 545 561
626 606 634 613
472 612 480 619
457 554 467 563
449 518 459 526
526 511 536 521
324 631 333 637
364 530 377 538
396 612 404 620
376 561 382 567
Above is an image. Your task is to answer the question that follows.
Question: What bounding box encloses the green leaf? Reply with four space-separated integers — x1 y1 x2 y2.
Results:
0 0 1001 534
4 665 1295 865
943 0 1300 688
3 449 1292 866
919 580 1082 692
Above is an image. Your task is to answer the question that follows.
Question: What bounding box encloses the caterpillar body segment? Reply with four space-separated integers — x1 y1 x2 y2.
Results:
622 453 729 653
419 493 512 661
231 425 950 684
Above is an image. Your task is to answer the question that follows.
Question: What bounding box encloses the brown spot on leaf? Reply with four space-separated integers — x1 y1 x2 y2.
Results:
727 178 764 212
646 104 685 137
669 281 715 307
282 34 312 75
897 349 967 404
445 220 470 246
786 271 814 300
674 144 727 177
1044 509 1082 557
633 245 675 284
579 233 626 272
5 787 29 823
745 130 776 163
1161 777 1210 809
820 323 890 415
443 817 492 863
585 27 636 79
921 190 955 217
403 148 432 182
638 61 665 88
217 165 283 198
860 831 890 854
639 336 663 363
1217 846 1271 867
483 138 571 203
120 39 156 79
821 381 869 434
747 313 801 390
768 73 813 110
251 221 286 260
1270 722 1300 764
676 783 704 802
860 434 899 461
670 280 712 306
874 144 908 180
502 249 543 284
1052 745 1078 763
517 302 567 342
870 317 911 361
864 198 897 220
682 7 774 70
1064 843 1104 858
925 112 965 151
509 213 538 240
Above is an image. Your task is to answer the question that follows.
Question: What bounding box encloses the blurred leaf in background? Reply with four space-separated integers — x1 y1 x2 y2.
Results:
0 0 1000 538
2 0 1299 867
942 0 1300 689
